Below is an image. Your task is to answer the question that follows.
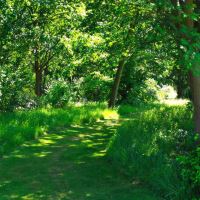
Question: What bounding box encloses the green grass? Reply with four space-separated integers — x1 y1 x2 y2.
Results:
0 103 118 156
0 101 195 199
107 102 194 200
0 120 160 200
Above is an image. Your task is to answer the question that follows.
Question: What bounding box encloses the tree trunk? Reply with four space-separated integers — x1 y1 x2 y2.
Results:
184 0 200 135
108 19 137 108
33 46 43 97
190 72 200 133
177 84 184 99
108 59 126 108
34 59 43 97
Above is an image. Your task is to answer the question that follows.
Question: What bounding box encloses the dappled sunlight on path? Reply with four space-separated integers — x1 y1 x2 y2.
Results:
0 120 160 200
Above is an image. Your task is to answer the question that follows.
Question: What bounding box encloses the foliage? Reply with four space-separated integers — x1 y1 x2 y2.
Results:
177 145 200 199
0 0 87 103
82 72 112 102
0 65 34 111
0 0 182 109
124 79 160 105
0 0 199 198
43 79 71 108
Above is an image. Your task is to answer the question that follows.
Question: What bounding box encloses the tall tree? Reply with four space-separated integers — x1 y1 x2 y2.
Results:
169 0 200 135
1 0 85 97
185 0 200 135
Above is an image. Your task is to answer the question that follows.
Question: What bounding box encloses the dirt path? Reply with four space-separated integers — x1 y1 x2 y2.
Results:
0 120 160 200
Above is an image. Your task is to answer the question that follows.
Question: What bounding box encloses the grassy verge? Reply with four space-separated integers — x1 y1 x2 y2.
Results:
107 102 194 199
0 103 118 156
0 118 161 200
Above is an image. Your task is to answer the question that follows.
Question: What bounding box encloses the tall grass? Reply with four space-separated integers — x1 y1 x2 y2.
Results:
0 103 118 155
107 103 193 199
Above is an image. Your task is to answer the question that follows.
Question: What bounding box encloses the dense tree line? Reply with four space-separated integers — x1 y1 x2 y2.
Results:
0 0 200 135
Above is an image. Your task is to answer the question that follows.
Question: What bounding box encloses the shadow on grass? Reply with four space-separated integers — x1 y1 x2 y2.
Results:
0 120 161 200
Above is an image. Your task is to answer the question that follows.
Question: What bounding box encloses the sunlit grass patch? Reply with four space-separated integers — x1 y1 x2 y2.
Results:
0 103 117 155
101 109 119 120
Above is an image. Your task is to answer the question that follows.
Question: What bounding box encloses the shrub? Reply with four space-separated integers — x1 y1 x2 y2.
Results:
125 79 159 105
124 79 178 105
177 144 200 199
43 79 71 107
82 71 112 102
0 66 34 111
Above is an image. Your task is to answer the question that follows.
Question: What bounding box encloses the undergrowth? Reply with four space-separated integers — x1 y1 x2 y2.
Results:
107 103 195 200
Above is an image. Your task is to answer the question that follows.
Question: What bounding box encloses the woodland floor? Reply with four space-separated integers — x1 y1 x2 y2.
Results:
0 120 161 200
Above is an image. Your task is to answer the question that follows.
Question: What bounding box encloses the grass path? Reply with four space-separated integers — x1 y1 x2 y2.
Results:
0 120 161 200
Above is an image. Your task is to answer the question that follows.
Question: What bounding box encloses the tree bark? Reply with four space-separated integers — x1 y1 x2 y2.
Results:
190 72 200 133
177 83 184 98
35 60 43 97
108 59 126 108
33 46 44 97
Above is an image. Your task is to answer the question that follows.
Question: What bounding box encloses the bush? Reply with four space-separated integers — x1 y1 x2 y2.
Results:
82 72 112 102
124 79 178 105
43 79 71 107
125 79 159 105
0 66 34 111
177 144 200 199
107 104 193 199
